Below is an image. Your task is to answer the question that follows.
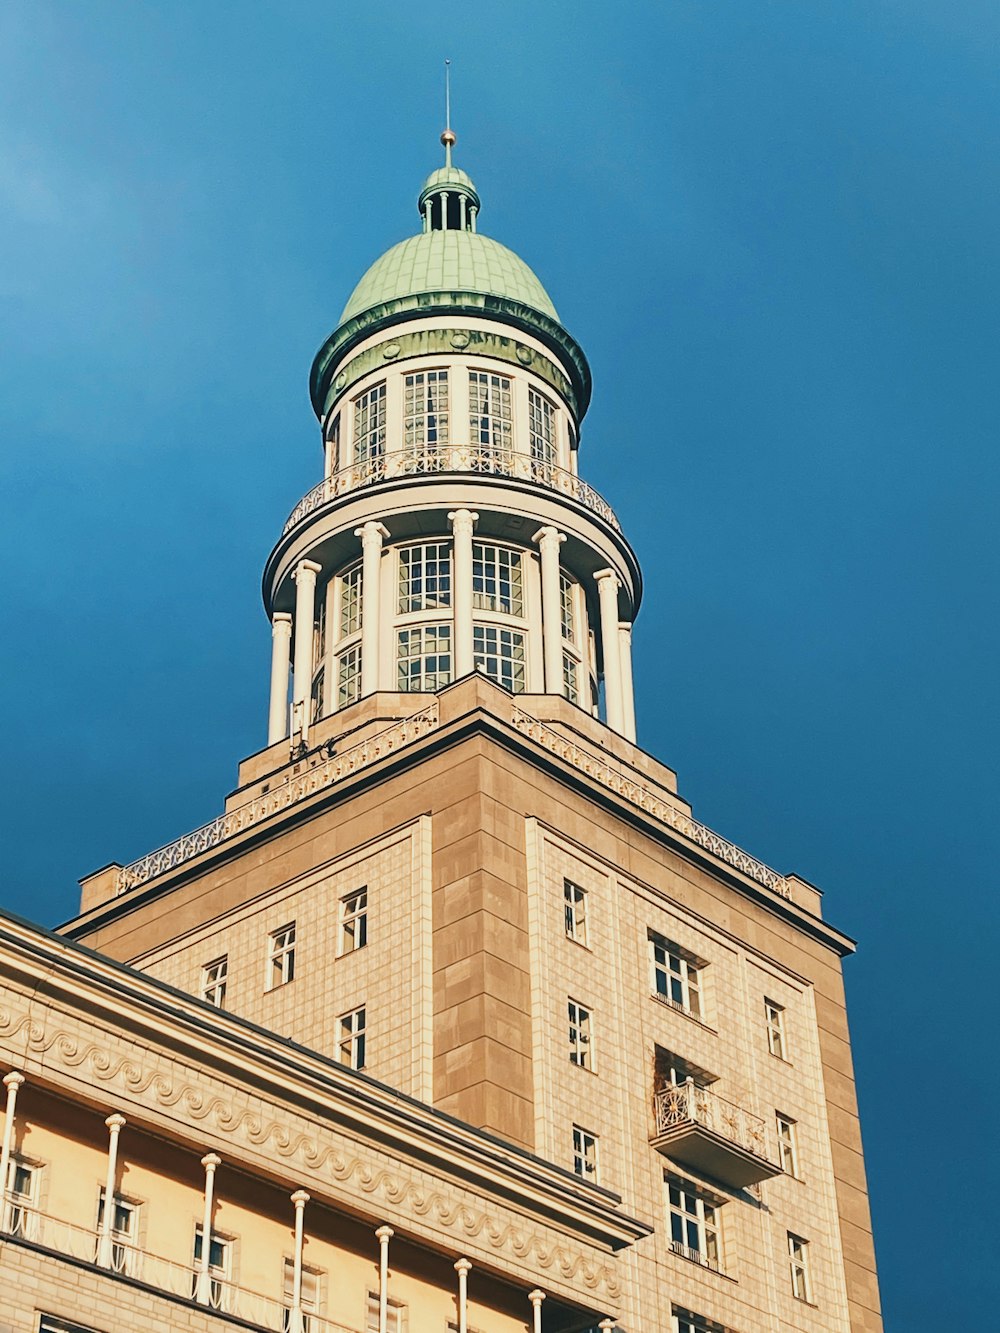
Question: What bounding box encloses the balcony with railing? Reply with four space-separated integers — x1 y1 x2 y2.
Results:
1 1205 357 1333
651 1080 781 1189
281 445 622 537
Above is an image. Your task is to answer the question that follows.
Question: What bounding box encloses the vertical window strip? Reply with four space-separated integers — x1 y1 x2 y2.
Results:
528 387 556 464
559 572 576 641
572 1125 599 1181
340 888 368 953
339 564 363 637
568 999 592 1067
337 645 362 706
353 383 386 464
269 923 296 988
338 1006 367 1070
562 652 580 704
563 880 588 944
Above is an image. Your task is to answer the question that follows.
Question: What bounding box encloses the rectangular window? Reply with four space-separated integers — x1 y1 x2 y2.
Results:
39 1319 105 1333
4 1157 39 1239
340 888 368 954
97 1190 139 1275
202 956 228 1008
339 564 363 637
765 999 787 1059
651 937 703 1020
672 1309 729 1333
326 413 341 474
193 1226 232 1310
788 1233 811 1301
572 1125 599 1182
398 543 452 612
667 1176 721 1271
337 645 362 707
568 999 592 1068
366 1292 406 1333
473 625 526 694
353 382 386 464
472 543 523 615
528 387 557 465
776 1113 799 1176
396 625 452 692
469 370 512 459
268 923 296 989
338 1006 367 1070
559 571 576 641
310 667 325 723
562 651 580 704
404 370 449 450
563 879 588 945
282 1258 321 1330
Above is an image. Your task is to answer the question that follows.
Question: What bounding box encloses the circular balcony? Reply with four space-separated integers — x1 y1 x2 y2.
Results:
281 445 622 540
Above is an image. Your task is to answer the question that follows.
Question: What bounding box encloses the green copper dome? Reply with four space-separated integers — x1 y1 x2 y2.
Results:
339 229 559 324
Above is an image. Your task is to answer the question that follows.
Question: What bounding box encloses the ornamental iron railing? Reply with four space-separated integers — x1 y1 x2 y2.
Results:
654 1081 771 1164
509 709 791 899
281 446 621 536
116 706 440 895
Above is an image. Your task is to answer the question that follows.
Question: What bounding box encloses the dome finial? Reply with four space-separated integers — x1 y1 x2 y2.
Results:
441 59 456 167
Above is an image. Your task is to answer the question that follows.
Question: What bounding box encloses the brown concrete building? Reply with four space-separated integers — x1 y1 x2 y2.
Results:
0 135 881 1333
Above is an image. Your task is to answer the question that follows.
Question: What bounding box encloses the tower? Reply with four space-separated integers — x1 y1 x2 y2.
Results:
0 131 882 1333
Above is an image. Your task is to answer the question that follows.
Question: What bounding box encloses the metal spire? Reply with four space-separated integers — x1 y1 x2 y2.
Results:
441 59 456 166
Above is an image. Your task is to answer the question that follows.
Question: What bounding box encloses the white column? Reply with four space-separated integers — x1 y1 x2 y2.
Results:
268 613 293 744
595 570 625 734
470 205 478 233
355 523 389 697
533 527 566 694
291 560 322 737
288 1189 310 1333
528 1289 545 1333
97 1113 126 1267
375 1225 394 1333
449 510 478 679
0 1071 25 1226
454 1257 472 1333
619 624 636 742
197 1153 222 1304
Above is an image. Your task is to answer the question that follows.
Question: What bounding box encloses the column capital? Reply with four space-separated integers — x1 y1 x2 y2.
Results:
598 1321 617 1331
531 525 566 547
594 567 620 589
3 1071 25 1092
104 1113 126 1132
290 1189 310 1207
201 1152 222 1170
272 612 293 627
354 521 390 544
528 1289 546 1307
292 559 322 583
453 1257 473 1275
448 508 479 533
375 1224 394 1241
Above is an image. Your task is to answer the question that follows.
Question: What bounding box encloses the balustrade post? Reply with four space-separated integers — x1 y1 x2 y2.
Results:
454 1257 472 1333
685 1076 697 1125
375 1225 394 1333
197 1153 222 1304
0 1071 25 1228
97 1113 126 1268
268 613 293 745
528 1289 546 1333
354 523 389 697
594 570 625 734
533 526 566 695
291 560 322 742
618 623 636 742
288 1189 310 1333
449 510 478 678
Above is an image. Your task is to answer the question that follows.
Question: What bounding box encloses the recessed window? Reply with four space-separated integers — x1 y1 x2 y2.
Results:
568 999 593 1068
572 1125 599 1182
268 924 296 989
562 651 580 704
282 1258 321 1330
337 645 362 706
326 413 341 474
404 370 449 451
397 625 452 691
672 1308 730 1333
39 1319 104 1333
528 387 557 466
469 370 512 459
788 1233 811 1301
559 572 576 642
193 1226 232 1309
765 999 787 1059
473 625 525 693
776 1113 799 1176
650 936 703 1020
667 1175 721 1272
339 564 363 637
202 956 228 1008
398 543 452 613
338 1006 367 1070
563 879 588 946
366 1291 406 1333
353 382 386 465
340 888 368 954
310 667 325 723
3 1156 39 1239
472 543 523 616
97 1189 139 1275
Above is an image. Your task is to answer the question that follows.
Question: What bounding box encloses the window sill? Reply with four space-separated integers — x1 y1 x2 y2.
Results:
564 934 592 952
650 992 717 1034
569 1060 598 1075
768 1051 794 1067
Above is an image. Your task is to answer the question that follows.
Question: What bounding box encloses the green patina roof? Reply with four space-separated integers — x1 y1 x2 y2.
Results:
339 229 559 325
419 165 478 198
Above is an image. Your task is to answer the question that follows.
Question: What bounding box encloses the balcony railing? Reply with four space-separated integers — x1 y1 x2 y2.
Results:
651 1081 780 1189
2 1206 358 1333
281 446 622 536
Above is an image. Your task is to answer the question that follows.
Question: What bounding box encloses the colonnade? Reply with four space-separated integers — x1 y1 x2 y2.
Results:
267 517 638 747
0 1071 620 1331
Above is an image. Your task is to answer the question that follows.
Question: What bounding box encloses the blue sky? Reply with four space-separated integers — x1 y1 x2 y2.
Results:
2 3 997 1325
